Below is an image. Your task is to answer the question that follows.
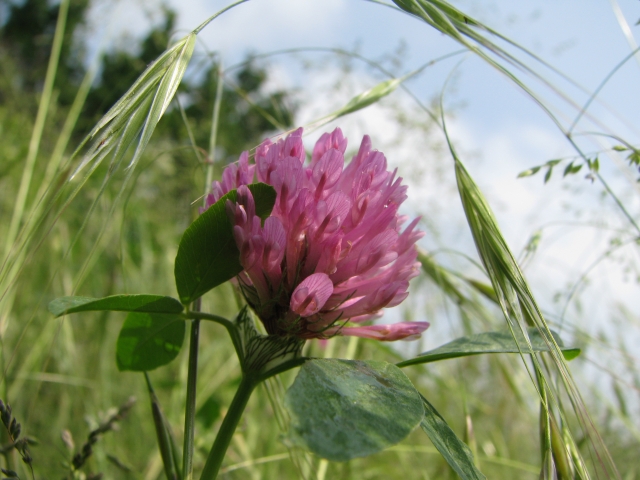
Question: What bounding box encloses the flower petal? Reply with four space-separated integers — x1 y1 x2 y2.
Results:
290 273 334 317
330 322 430 341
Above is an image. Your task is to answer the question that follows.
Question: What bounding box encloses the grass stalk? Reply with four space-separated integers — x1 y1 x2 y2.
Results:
3 0 70 259
207 60 224 186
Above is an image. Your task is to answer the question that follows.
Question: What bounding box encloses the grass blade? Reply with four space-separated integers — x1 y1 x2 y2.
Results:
419 394 486 480
451 147 619 478
71 33 196 178
307 70 419 131
3 0 70 257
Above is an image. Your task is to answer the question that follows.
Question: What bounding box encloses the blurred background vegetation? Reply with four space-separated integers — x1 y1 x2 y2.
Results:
0 0 639 479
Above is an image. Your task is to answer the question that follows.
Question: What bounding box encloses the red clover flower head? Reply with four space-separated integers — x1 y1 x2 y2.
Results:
206 127 429 341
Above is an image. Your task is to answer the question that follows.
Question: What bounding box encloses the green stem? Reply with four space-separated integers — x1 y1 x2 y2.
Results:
199 374 258 480
596 171 640 235
206 60 224 189
185 311 243 362
183 298 201 480
193 0 249 34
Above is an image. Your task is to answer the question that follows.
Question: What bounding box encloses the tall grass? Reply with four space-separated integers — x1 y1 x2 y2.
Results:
0 0 639 478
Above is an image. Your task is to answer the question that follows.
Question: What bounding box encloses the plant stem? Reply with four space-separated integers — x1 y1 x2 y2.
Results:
596 171 640 235
183 299 201 480
199 374 258 480
206 60 224 190
3 0 69 258
185 311 243 361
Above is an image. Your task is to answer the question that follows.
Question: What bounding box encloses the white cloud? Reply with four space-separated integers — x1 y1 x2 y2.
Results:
87 0 348 62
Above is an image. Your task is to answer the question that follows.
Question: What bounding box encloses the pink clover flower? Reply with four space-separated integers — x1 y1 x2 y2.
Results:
206 127 429 342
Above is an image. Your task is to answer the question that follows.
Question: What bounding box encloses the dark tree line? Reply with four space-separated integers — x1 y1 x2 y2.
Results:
0 0 295 160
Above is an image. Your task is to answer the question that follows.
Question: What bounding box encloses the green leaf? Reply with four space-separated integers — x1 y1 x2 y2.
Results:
420 395 486 480
563 161 574 176
116 312 185 371
174 183 276 305
284 359 424 461
517 165 541 178
397 327 580 367
543 167 553 183
563 161 582 177
249 183 277 221
48 295 184 317
612 145 627 152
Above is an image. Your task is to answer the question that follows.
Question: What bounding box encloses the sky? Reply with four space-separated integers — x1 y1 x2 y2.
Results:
84 0 640 385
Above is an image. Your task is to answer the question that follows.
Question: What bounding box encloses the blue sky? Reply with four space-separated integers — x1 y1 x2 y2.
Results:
87 0 640 181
